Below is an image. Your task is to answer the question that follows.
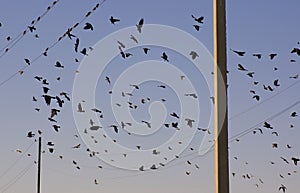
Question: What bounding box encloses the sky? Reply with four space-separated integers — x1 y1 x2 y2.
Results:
0 0 300 193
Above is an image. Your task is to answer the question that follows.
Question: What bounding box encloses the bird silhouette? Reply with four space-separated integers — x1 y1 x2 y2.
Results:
291 157 300 165
252 53 262 59
189 51 199 60
42 95 55 106
278 184 287 193
74 38 79 52
110 16 120 24
136 18 144 33
185 118 195 128
55 61 64 68
230 49 245 56
269 53 277 60
193 25 200 31
83 22 93 30
161 52 169 62
191 15 204 23
143 47 150 54
237 64 247 71
77 103 85 112
130 35 138 44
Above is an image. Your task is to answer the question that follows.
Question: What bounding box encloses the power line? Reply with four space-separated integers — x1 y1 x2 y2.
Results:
0 0 107 89
0 141 35 180
0 163 34 193
0 0 61 59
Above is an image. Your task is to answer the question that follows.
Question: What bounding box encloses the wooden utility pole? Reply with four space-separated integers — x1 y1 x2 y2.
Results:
37 137 42 193
213 0 229 193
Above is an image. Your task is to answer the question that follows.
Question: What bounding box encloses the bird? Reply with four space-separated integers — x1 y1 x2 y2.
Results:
42 79 49 85
237 64 247 71
230 48 245 56
170 112 180 119
109 125 118 133
90 126 102 131
42 95 55 106
274 79 280 87
141 120 151 128
143 47 150 54
74 38 79 52
55 61 64 68
55 96 64 107
291 47 300 55
278 184 287 193
263 121 273 129
269 53 277 60
24 58 31 65
60 92 70 101
139 166 145 171
34 76 43 81
27 131 35 138
191 15 204 23
252 95 260 101
150 164 157 170
291 157 300 166
136 18 144 33
80 48 88 56
246 72 255 78
161 52 169 62
280 157 289 164
185 118 195 128
83 22 93 30
290 111 298 117
52 125 60 132
130 35 138 44
252 53 262 59
129 84 139 89
77 103 85 112
28 25 36 32
193 25 200 31
109 16 120 24
105 76 111 84
91 108 101 113
72 144 81 149
272 143 278 148
184 93 197 99
50 108 60 118
189 51 199 60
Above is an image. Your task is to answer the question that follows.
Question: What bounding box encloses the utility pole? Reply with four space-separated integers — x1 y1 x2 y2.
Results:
213 0 230 193
37 137 42 193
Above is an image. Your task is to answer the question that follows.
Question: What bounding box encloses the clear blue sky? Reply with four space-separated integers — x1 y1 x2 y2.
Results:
0 0 299 193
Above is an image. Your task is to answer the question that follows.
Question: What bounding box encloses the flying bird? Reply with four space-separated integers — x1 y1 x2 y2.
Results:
185 118 195 128
237 64 247 71
136 18 144 33
74 38 79 52
189 51 199 60
77 103 85 112
143 47 150 54
109 16 120 24
193 25 200 31
161 52 169 62
291 157 300 166
83 22 93 30
252 53 262 59
191 15 204 23
269 53 277 60
230 49 246 56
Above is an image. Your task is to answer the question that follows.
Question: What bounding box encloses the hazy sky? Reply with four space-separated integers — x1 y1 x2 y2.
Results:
0 1 299 193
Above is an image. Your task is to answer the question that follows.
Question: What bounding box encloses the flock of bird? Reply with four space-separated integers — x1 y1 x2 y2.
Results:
0 1 299 192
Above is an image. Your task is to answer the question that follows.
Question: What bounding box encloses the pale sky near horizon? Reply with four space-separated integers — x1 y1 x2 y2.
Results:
0 1 299 193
